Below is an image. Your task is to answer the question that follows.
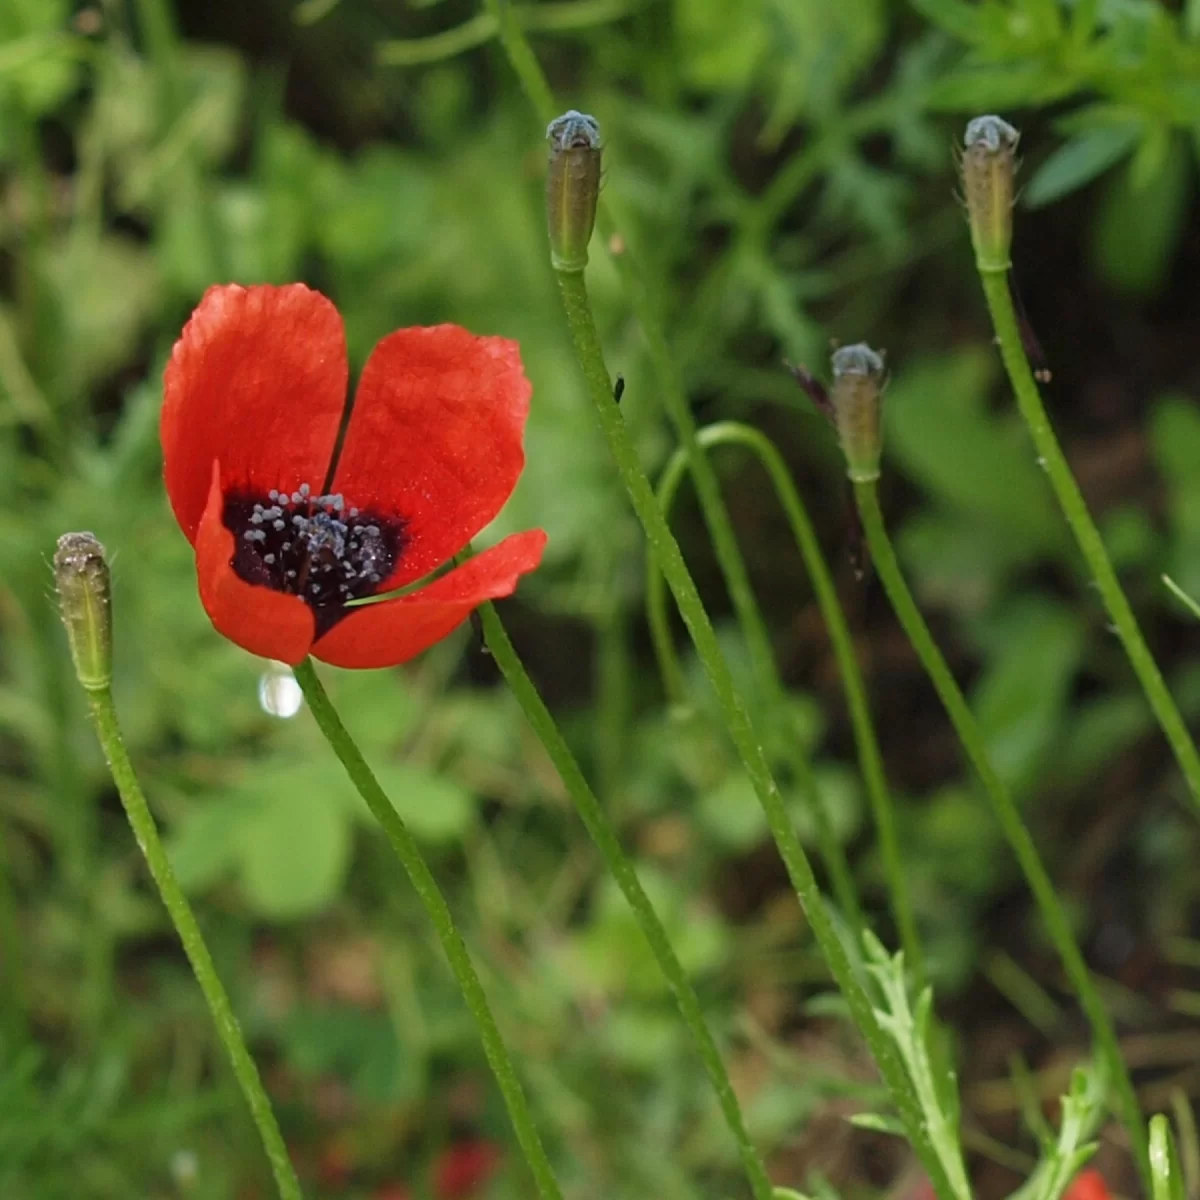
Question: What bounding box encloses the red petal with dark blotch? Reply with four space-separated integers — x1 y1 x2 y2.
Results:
312 530 547 669
195 463 315 664
330 326 532 590
162 284 348 544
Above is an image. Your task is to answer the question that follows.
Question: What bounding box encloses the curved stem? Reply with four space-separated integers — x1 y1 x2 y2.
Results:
477 600 775 1200
82 686 301 1200
978 268 1200 811
552 264 952 1200
292 659 563 1200
648 436 866 943
853 480 1150 1188
651 423 922 982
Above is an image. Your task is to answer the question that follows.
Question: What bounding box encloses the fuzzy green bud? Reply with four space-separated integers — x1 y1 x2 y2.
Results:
962 115 1019 273
546 110 601 272
54 532 112 691
830 344 885 483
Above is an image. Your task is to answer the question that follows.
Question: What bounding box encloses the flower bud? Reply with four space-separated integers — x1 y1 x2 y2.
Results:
961 115 1019 272
830 344 885 483
54 532 112 691
546 110 601 272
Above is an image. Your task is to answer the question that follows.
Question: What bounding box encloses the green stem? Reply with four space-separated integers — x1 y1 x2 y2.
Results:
854 480 1150 1188
648 433 867 943
651 422 922 983
978 269 1200 811
552 265 951 1200
82 687 300 1200
291 659 563 1200
481 10 942 1188
481 0 556 120
477 601 776 1200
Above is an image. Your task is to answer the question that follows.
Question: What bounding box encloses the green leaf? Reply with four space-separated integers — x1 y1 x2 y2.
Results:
673 0 768 90
1092 140 1192 295
927 61 1077 110
240 785 352 919
1151 394 1200 600
166 795 245 892
698 772 767 851
971 598 1086 790
1023 125 1141 208
849 1112 907 1135
370 763 475 844
908 0 986 42
885 349 1061 547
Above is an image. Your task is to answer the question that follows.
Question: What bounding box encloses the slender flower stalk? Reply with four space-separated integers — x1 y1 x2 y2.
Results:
649 423 922 982
551 255 950 1199
482 19 948 1192
851 485 1151 1188
648 438 867 943
291 658 563 1200
962 115 1200 813
483 0 787 736
55 534 301 1200
475 599 776 1200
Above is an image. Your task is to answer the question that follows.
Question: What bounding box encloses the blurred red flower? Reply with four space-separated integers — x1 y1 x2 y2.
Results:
161 284 546 667
433 1138 502 1199
1064 1169 1110 1200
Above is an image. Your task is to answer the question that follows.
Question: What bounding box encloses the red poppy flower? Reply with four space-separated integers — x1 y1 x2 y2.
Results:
433 1138 502 1199
161 284 546 668
1064 1170 1110 1200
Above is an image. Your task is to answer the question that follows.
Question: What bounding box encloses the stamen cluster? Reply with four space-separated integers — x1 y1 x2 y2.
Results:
224 484 403 624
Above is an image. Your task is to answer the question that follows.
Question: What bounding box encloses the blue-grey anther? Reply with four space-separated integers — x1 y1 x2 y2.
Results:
829 343 886 483
546 110 602 272
223 482 406 636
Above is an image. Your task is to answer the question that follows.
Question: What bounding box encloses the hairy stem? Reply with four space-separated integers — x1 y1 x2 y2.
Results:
648 434 866 942
854 480 1150 1186
478 600 776 1200
552 264 950 1198
292 658 563 1200
978 268 1200 812
651 423 921 981
83 686 301 1200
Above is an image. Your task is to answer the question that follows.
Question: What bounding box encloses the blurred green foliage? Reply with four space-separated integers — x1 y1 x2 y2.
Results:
2 0 1200 1197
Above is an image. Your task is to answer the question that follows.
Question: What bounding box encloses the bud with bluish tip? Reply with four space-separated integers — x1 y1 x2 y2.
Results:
546 110 601 272
961 115 1019 273
789 344 886 482
830 344 886 483
54 532 112 691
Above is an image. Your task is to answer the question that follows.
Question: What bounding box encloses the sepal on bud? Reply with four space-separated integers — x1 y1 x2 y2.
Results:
54 532 113 691
546 110 601 272
961 115 1019 273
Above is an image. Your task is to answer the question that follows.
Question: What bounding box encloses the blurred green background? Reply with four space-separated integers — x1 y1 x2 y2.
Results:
3 0 1200 1197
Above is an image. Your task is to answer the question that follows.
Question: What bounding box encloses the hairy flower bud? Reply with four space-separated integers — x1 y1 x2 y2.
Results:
830 344 885 483
54 532 112 691
546 110 601 272
961 115 1019 273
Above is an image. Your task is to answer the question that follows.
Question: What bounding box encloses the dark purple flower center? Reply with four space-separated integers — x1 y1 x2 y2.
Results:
224 483 406 637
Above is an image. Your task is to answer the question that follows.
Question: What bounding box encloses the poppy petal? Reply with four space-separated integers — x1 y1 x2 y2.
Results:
162 283 348 544
195 463 316 664
312 530 547 669
331 326 532 590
